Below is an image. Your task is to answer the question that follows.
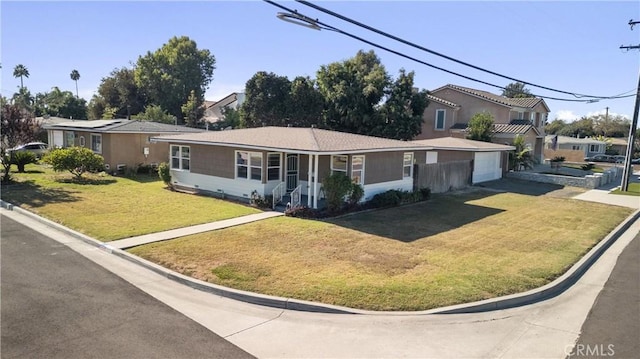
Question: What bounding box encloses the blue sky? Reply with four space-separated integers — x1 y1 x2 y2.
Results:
1 1 639 123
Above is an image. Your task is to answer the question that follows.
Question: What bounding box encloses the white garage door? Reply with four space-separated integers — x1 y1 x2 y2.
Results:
473 152 502 184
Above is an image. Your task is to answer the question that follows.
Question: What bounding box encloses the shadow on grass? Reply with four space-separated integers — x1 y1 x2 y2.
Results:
120 174 161 184
1 180 80 207
476 178 565 196
56 177 117 185
329 191 504 242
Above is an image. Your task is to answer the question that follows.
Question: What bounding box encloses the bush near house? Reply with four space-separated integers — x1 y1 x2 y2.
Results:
11 151 37 173
42 147 104 178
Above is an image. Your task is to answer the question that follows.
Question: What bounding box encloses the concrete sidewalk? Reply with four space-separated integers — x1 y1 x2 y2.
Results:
572 170 640 209
108 211 283 249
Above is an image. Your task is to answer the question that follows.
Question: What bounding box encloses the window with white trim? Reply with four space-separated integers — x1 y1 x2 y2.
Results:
170 145 190 171
572 145 580 150
236 151 262 181
351 155 364 185
435 109 446 130
267 153 281 181
403 152 414 178
90 134 102 153
331 155 348 176
589 144 601 153
64 131 75 147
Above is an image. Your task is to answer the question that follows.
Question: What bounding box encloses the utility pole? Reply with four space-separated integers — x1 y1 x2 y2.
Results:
605 106 609 122
619 20 640 192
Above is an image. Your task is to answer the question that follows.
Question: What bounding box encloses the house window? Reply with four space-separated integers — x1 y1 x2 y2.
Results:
530 112 537 126
351 155 364 185
90 134 102 154
589 144 601 153
78 136 85 147
236 151 262 181
64 131 75 147
331 155 348 175
426 151 438 164
518 111 525 120
572 145 580 151
267 153 281 181
403 152 414 178
435 109 446 130
171 145 190 171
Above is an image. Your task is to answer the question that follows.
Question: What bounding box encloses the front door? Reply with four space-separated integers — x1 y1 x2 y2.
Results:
286 154 299 192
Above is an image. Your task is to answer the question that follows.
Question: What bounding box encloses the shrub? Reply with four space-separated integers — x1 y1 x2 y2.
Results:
285 206 321 218
250 190 273 209
551 156 566 163
419 187 431 200
581 163 595 171
322 172 355 213
348 183 364 206
136 163 155 175
11 151 37 173
157 162 172 188
370 190 403 208
42 147 104 178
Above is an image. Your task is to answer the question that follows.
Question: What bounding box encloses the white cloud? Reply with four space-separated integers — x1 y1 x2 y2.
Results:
586 109 631 119
554 110 579 122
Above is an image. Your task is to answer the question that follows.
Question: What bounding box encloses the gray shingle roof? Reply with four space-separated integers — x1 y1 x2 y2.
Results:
448 123 538 135
153 126 431 153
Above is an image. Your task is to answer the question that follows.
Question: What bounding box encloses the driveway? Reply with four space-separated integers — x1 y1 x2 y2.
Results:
475 177 587 198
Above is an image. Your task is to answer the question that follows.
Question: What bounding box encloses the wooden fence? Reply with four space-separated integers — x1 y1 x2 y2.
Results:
414 160 473 193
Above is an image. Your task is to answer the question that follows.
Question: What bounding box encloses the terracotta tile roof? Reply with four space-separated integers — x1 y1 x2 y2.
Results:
412 137 514 151
426 94 459 108
153 126 431 153
436 84 545 109
448 122 539 136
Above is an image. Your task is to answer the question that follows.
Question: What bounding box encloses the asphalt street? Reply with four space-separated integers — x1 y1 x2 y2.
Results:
569 232 640 359
0 216 254 359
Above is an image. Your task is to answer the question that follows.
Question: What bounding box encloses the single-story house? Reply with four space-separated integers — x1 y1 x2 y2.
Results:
608 137 628 156
153 126 434 209
544 135 606 158
44 119 203 172
412 137 515 183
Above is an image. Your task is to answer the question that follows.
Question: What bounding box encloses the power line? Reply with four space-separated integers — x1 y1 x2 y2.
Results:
294 0 632 100
262 0 633 103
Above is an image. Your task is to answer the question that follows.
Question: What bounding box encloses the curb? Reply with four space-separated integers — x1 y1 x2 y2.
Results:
2 199 638 315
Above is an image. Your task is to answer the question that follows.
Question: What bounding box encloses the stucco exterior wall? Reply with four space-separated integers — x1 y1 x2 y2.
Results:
416 105 457 140
431 88 512 124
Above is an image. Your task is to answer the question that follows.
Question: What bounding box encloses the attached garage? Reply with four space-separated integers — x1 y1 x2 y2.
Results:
473 151 502 184
412 137 515 188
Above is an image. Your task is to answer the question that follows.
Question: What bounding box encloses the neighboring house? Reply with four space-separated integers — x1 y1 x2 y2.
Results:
416 84 549 163
152 127 431 209
202 92 245 127
44 119 203 172
412 137 515 184
608 137 628 155
544 135 606 159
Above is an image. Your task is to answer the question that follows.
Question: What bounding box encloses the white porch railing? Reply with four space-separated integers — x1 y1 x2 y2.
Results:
272 181 286 209
289 185 302 209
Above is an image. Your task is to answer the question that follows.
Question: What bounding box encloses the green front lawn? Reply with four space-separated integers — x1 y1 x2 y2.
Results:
611 182 640 196
1 164 261 241
129 191 632 311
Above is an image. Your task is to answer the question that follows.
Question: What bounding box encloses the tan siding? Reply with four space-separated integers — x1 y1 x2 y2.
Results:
317 155 331 182
189 144 235 178
430 88 512 124
437 150 474 162
102 133 170 170
417 105 458 140
299 154 309 181
364 152 404 185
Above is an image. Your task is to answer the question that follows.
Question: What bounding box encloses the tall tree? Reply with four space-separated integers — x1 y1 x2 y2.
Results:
316 50 389 135
502 82 533 98
13 64 29 89
95 67 146 119
11 87 34 112
377 69 429 140
43 87 88 119
181 90 204 127
70 69 81 98
466 112 494 142
557 116 595 138
545 118 567 135
591 113 630 137
133 104 176 124
241 71 291 127
135 36 215 122
287 76 324 127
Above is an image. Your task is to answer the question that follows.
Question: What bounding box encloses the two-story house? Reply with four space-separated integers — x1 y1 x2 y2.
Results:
416 84 550 163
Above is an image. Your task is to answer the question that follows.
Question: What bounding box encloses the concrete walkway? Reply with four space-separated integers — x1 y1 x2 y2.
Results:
108 211 283 249
572 170 640 209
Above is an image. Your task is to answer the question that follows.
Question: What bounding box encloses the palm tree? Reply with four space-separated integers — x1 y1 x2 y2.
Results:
13 64 29 89
70 69 80 98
